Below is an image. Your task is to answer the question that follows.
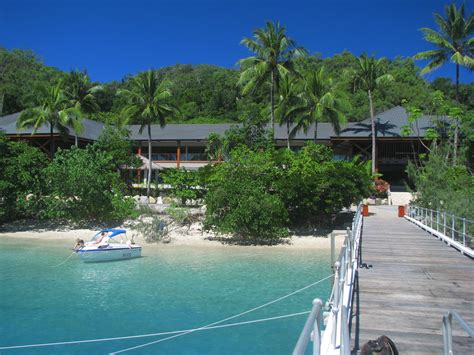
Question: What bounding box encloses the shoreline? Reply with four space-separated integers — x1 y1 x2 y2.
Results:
0 223 346 250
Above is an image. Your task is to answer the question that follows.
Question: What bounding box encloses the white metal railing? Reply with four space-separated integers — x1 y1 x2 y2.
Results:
405 206 474 258
442 311 474 355
293 205 363 355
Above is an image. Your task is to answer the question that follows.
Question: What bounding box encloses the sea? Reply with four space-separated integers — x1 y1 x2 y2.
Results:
0 237 332 354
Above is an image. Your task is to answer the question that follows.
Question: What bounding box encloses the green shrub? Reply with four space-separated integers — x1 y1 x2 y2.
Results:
41 146 137 222
407 147 474 220
203 143 371 243
161 168 203 206
0 138 49 222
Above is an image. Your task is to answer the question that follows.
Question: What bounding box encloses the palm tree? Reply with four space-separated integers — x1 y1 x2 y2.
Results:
119 70 175 198
415 3 473 101
63 69 102 113
414 3 473 164
274 73 303 149
351 55 393 175
293 67 350 144
238 21 306 135
16 84 82 158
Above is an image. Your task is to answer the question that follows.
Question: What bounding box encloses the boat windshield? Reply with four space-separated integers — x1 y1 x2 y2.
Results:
90 229 127 243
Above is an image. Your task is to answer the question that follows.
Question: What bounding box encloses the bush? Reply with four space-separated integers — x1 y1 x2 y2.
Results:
407 147 474 220
203 143 371 243
41 146 137 222
0 138 48 222
372 178 390 198
161 168 203 206
204 147 289 242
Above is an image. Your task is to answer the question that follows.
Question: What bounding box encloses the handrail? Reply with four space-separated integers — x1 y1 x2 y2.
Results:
293 205 363 355
442 311 474 355
405 205 473 257
292 299 323 355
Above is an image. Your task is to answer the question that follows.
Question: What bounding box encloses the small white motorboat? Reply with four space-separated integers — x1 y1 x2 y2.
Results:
74 229 142 262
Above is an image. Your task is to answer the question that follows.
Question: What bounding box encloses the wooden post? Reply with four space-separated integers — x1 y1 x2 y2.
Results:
177 141 181 169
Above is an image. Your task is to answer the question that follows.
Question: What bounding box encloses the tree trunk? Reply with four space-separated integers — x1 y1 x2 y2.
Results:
270 70 275 138
50 122 55 159
368 90 376 176
147 123 152 199
286 120 290 149
314 116 318 143
453 64 460 165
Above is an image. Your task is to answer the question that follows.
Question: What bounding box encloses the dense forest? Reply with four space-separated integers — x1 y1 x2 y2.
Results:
1 47 472 123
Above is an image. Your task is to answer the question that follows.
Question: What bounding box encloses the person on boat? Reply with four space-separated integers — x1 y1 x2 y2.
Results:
96 232 108 244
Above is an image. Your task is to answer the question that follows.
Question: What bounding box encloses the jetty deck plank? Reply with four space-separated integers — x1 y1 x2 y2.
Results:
354 206 474 354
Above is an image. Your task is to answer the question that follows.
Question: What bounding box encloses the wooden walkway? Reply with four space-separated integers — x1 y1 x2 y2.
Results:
354 206 474 354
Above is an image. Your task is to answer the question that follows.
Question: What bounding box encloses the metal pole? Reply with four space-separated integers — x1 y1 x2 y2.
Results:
462 218 466 246
442 313 453 355
332 262 341 347
444 212 447 235
292 299 323 355
452 217 455 241
331 233 336 285
437 211 440 232
431 210 433 229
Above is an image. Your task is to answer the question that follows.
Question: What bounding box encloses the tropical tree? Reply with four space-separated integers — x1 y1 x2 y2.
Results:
350 55 394 175
293 67 350 143
16 84 82 158
119 70 175 198
414 3 473 164
238 21 306 134
63 69 102 114
275 73 303 149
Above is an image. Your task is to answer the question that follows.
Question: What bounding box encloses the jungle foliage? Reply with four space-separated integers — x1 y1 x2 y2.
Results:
203 143 371 242
1 48 472 123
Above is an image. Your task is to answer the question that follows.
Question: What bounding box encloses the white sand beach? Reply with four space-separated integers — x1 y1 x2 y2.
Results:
0 220 346 250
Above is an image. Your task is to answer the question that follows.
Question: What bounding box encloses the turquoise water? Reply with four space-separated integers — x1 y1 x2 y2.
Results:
0 237 332 354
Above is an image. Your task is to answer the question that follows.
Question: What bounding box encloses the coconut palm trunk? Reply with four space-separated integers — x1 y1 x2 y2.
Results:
453 63 460 165
286 120 290 149
368 89 376 175
270 70 276 136
147 123 152 199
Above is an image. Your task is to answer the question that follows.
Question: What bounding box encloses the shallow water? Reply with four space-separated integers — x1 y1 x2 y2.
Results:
0 237 332 354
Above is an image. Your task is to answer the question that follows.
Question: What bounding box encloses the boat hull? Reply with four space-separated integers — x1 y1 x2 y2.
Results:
76 246 142 262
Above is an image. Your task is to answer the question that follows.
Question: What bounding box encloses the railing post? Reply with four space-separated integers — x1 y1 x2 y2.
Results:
462 218 466 246
332 262 341 347
452 216 455 241
430 209 433 229
340 305 351 355
331 233 336 285
437 210 440 232
443 313 453 355
442 211 445 234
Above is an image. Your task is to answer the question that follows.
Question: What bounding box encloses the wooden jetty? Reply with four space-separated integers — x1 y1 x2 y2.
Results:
354 205 474 353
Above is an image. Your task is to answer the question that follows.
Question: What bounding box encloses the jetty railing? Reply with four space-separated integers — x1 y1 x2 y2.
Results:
405 206 474 258
293 205 363 355
442 311 474 355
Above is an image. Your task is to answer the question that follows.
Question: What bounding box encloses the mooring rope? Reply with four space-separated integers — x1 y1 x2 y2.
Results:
0 273 333 353
50 252 76 268
0 311 310 351
111 273 333 354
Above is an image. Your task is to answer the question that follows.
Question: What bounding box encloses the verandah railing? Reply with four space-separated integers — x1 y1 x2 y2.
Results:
293 205 363 355
405 206 474 258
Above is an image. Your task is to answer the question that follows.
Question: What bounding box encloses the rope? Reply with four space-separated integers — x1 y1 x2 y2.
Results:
51 252 76 267
111 273 333 354
0 311 310 351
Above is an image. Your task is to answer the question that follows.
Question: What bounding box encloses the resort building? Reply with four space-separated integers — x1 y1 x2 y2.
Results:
0 106 438 185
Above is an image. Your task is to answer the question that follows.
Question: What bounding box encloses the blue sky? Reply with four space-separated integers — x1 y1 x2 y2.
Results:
1 0 473 83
